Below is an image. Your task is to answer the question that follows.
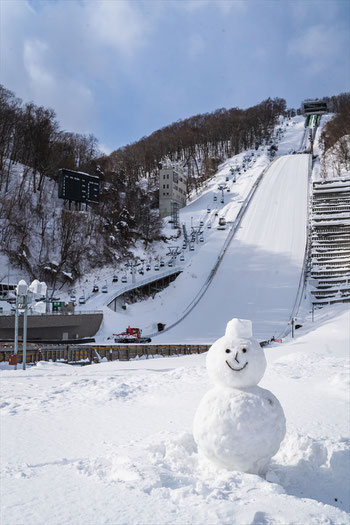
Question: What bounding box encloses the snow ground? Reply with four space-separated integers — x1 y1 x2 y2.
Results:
1 303 349 524
1 114 349 524
91 116 312 343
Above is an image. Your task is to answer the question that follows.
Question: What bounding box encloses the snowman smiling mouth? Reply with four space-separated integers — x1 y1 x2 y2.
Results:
226 360 248 372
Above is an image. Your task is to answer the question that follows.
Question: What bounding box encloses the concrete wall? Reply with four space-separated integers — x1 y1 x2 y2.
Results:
0 312 103 341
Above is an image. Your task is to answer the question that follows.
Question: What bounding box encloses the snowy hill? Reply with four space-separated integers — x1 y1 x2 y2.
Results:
90 115 311 343
1 113 349 524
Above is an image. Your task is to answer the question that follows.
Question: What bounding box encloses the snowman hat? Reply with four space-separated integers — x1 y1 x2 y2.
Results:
225 318 253 341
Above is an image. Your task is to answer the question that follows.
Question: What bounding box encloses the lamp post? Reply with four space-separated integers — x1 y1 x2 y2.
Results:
13 279 47 370
14 280 29 370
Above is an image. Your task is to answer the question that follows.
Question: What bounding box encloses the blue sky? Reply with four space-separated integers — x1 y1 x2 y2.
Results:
1 0 349 154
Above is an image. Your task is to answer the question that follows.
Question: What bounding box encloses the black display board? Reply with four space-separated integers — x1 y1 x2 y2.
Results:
58 169 100 203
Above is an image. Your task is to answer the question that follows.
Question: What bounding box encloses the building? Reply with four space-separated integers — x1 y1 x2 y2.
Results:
159 166 187 220
302 99 328 115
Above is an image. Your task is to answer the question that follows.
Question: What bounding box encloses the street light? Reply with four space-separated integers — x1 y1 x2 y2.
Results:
13 279 47 370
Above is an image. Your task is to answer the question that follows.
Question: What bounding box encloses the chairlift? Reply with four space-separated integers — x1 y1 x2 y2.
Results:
160 259 165 267
138 267 144 275
168 260 173 267
200 220 204 227
190 244 195 251
217 217 227 230
121 275 127 283
213 195 217 202
112 275 118 282
207 222 211 229
207 207 210 213
221 198 224 204
182 242 187 250
154 264 159 271
180 254 185 262
199 236 204 243
92 284 99 293
146 264 151 271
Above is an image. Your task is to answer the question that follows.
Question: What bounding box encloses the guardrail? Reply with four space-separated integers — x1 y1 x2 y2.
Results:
0 344 211 364
0 310 103 317
106 267 183 310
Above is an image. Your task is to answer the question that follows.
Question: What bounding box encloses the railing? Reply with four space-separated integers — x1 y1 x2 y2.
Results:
0 310 103 317
106 267 183 309
0 343 211 364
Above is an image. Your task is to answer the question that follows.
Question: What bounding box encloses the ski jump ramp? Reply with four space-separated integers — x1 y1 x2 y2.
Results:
155 154 310 344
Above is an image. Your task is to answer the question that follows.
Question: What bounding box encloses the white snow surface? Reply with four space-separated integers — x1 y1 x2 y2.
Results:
206 321 267 389
91 117 310 344
2 115 349 524
1 304 349 524
193 385 286 475
152 153 309 343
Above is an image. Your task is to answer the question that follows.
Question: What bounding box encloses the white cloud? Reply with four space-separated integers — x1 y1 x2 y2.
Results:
0 0 153 136
288 24 347 74
23 39 54 88
86 0 150 58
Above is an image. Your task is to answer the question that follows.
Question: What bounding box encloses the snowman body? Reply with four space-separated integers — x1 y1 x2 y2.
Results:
194 318 286 475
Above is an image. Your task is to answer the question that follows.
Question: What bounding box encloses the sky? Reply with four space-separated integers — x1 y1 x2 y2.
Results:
1 0 349 155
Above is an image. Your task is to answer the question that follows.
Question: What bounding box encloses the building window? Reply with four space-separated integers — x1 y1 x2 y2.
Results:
167 184 169 188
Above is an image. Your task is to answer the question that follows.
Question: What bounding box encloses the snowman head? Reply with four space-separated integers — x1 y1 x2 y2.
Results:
206 318 267 389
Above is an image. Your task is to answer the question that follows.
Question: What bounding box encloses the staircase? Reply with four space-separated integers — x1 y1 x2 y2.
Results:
309 176 350 306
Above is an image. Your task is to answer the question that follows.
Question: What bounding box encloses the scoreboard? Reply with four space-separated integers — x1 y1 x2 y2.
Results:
58 169 100 203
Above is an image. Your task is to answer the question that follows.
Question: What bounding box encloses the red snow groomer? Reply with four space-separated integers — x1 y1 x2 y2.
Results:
113 326 151 344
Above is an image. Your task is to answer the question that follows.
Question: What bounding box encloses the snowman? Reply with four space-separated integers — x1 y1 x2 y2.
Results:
193 318 286 475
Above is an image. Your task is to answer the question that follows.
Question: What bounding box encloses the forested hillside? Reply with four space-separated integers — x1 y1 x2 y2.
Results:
0 83 347 290
319 93 350 177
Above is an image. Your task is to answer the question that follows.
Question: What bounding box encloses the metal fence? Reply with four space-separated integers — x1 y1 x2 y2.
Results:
0 343 211 365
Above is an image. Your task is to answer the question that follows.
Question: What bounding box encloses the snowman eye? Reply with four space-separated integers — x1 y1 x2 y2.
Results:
242 348 247 353
225 349 231 353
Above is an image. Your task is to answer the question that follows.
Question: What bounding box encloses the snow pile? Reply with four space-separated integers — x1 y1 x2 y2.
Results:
194 318 285 474
1 304 349 524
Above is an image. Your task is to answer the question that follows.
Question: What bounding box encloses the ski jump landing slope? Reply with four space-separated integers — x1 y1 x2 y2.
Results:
156 154 310 344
